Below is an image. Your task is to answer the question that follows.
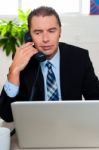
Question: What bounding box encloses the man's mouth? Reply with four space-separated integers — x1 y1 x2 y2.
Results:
41 45 52 50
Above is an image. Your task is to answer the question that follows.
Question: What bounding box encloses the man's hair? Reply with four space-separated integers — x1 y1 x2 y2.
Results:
28 6 61 29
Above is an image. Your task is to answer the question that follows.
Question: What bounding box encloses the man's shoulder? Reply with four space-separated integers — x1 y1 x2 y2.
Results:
59 42 88 55
59 42 90 63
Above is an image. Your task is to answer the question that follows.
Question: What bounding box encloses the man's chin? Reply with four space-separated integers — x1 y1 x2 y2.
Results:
41 51 51 57
45 54 55 60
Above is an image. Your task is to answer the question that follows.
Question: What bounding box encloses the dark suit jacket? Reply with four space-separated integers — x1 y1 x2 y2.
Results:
0 42 99 122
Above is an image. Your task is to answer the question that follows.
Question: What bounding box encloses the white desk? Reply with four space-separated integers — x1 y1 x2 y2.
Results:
1 120 99 150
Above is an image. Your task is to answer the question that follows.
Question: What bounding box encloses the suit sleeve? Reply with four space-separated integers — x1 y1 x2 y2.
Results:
0 88 15 122
0 73 28 122
82 51 99 99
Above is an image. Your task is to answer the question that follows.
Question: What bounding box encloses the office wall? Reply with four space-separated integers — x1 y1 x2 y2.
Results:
0 15 99 93
60 15 99 76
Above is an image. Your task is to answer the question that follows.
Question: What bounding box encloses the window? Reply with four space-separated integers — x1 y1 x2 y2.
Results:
81 0 90 14
0 0 18 15
21 0 80 14
0 0 91 18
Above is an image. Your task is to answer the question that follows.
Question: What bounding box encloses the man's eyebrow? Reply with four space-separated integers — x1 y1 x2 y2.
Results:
33 29 43 32
48 27 57 30
33 27 57 32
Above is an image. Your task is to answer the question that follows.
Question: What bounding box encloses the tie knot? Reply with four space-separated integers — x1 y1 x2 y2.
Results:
46 61 52 69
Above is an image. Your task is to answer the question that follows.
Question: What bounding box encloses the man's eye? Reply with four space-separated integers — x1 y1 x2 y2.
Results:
35 32 40 35
50 30 55 32
49 30 55 33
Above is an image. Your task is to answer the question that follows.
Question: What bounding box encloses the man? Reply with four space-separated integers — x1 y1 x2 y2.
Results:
0 6 99 122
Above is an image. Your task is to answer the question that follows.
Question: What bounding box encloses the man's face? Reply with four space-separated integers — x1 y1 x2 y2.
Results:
30 15 61 59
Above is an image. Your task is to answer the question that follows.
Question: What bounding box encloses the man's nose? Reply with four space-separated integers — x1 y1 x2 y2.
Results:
42 32 49 43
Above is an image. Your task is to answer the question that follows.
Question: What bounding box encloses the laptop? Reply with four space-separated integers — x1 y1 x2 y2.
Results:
11 100 99 149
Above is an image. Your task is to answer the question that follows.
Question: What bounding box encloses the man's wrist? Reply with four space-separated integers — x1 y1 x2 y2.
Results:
8 66 20 85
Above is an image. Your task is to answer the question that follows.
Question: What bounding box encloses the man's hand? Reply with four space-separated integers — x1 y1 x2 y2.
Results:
8 42 38 85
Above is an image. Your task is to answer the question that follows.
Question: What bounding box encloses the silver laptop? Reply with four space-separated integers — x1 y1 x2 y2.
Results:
11 100 99 149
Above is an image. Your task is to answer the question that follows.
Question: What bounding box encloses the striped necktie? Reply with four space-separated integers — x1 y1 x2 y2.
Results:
46 61 59 100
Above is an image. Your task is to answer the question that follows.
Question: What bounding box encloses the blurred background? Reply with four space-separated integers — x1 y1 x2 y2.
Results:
0 0 99 92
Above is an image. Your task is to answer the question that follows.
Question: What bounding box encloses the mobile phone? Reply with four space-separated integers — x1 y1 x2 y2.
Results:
24 32 46 62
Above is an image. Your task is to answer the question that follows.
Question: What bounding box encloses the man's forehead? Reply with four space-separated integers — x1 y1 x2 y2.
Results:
31 15 59 27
